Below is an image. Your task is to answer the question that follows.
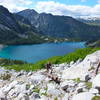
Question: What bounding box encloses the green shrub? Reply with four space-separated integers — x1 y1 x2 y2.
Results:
32 86 40 93
85 82 92 89
0 73 11 80
54 97 58 100
73 78 81 83
92 96 100 100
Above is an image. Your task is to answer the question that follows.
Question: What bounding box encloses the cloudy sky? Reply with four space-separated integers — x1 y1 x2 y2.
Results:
0 0 100 17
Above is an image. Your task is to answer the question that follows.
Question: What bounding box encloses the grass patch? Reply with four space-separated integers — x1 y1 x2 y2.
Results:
0 47 100 71
92 96 100 100
73 78 81 83
54 97 58 100
85 82 92 89
32 87 40 93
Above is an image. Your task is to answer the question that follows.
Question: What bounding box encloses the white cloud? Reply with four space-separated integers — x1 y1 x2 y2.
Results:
0 0 32 12
0 0 100 17
35 1 100 17
97 0 100 3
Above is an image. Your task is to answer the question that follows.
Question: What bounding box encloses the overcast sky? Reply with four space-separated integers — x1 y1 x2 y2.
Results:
0 0 100 17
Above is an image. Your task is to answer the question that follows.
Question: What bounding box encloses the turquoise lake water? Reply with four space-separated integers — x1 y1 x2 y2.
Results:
0 42 85 63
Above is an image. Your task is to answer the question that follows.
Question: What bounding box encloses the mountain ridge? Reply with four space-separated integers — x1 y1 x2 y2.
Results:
0 6 100 44
17 9 100 41
0 5 56 44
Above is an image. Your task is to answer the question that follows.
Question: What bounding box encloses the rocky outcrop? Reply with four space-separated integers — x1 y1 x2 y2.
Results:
0 51 100 100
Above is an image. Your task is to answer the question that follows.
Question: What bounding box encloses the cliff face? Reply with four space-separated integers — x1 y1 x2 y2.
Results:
0 50 100 100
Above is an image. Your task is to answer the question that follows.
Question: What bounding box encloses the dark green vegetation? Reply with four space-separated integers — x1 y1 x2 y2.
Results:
17 9 100 41
92 96 100 100
1 6 100 44
0 48 100 71
0 6 60 44
86 40 100 48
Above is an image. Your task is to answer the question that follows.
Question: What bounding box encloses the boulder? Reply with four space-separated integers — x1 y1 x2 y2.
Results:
62 93 69 100
77 88 83 93
85 75 91 82
29 93 40 100
89 88 99 94
92 74 100 88
72 92 94 100
0 90 7 100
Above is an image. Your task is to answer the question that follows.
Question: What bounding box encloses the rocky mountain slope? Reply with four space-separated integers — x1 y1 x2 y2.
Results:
0 6 54 44
1 5 100 44
17 9 100 41
0 50 100 100
77 17 100 26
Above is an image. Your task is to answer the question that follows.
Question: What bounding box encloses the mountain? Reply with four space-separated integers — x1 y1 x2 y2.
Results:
1 6 100 44
77 17 100 26
0 6 53 44
17 10 100 41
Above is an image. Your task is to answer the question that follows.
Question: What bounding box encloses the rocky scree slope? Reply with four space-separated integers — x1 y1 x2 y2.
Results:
0 51 100 100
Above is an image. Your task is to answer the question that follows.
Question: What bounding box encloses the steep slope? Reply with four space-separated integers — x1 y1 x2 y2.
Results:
0 6 51 44
0 5 22 43
17 10 100 41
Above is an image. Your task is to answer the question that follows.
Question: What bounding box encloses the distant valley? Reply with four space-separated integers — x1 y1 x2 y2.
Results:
77 17 100 26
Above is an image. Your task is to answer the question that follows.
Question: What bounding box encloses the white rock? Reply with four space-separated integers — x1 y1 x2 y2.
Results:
47 89 61 97
30 73 46 84
62 64 88 80
2 81 18 93
62 51 100 81
47 83 56 90
27 72 33 76
17 93 25 100
78 82 86 87
70 61 74 65
40 89 46 95
62 93 69 100
39 95 48 100
61 80 75 87
89 88 99 94
29 92 40 100
92 74 100 88
47 83 61 97
0 90 6 99
15 84 26 93
72 92 94 100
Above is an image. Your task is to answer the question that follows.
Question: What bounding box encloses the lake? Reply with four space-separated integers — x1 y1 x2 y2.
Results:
0 42 85 63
